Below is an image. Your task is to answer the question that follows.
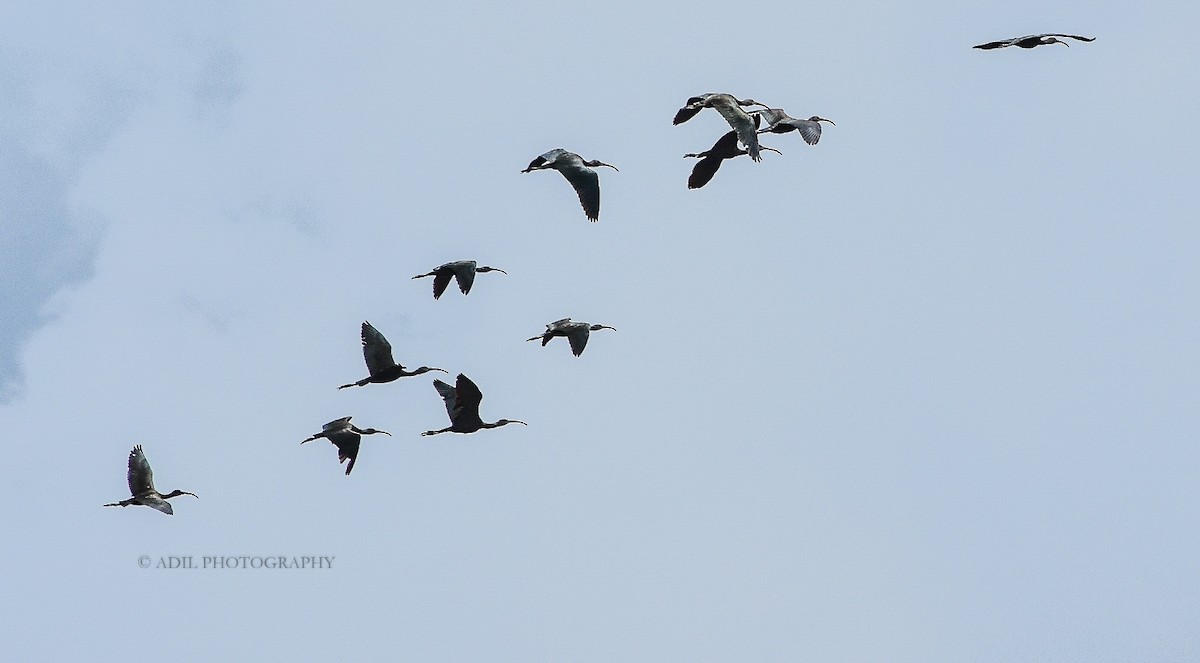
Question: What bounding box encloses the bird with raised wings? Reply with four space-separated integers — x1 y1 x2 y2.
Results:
338 321 447 389
301 416 391 476
422 373 527 436
103 445 197 515
684 130 782 189
412 260 507 299
527 318 617 356
673 93 770 162
751 109 835 145
522 148 618 222
973 33 1095 49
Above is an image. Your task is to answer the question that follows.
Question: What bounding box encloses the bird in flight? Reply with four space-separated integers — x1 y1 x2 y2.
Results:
301 416 391 476
522 148 618 222
412 260 507 299
103 445 197 515
338 321 447 389
527 318 617 356
422 373 527 436
973 33 1095 49
684 130 782 189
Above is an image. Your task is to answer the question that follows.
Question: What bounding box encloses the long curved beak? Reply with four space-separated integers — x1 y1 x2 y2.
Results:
493 268 508 274
432 368 449 374
511 420 529 426
823 119 836 125
380 431 393 436
183 492 199 499
762 147 783 155
599 162 619 171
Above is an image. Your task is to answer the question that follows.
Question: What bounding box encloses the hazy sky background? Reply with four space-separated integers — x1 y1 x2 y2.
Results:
3 2 1199 661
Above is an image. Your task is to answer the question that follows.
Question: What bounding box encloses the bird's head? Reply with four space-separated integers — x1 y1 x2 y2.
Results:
1045 37 1068 47
477 266 507 274
361 428 392 437
739 98 770 109
585 160 619 172
164 490 198 499
414 367 449 375
496 419 528 427
589 324 617 332
810 116 836 125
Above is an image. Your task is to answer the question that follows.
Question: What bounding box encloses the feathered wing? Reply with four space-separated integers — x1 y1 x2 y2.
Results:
566 327 591 356
127 445 156 496
688 156 723 189
361 322 397 374
973 39 1009 49
142 497 174 515
795 120 823 145
329 434 361 476
433 379 459 420
451 374 485 429
453 264 477 295
673 105 703 125
561 167 602 222
431 271 454 299
712 104 761 162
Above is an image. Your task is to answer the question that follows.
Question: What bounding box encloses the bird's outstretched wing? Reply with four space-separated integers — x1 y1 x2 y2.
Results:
433 379 459 420
142 496 174 515
566 327 591 356
326 432 361 476
452 264 477 295
361 322 397 374
432 271 454 299
972 38 1013 49
127 445 156 496
673 105 703 125
560 165 602 222
688 156 723 189
322 416 352 432
525 149 566 171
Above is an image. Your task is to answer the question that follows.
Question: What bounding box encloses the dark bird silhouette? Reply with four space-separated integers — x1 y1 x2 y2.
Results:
751 109 835 145
673 93 770 162
522 148 618 222
974 33 1095 49
421 373 527 436
684 130 783 189
103 445 197 515
412 260 507 299
527 318 617 356
338 321 447 389
301 416 391 476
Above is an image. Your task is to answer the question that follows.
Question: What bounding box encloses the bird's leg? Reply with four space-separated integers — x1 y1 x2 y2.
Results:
420 427 453 436
337 377 370 390
103 498 136 507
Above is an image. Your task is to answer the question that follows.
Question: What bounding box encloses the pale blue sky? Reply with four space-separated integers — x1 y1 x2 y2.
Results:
2 2 1198 661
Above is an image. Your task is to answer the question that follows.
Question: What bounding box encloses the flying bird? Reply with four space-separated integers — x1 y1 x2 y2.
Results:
751 109 835 145
527 318 617 356
684 130 782 189
522 148 618 222
973 33 1096 49
673 93 770 162
412 260 507 299
421 373 527 436
338 321 447 389
103 445 197 515
301 416 391 476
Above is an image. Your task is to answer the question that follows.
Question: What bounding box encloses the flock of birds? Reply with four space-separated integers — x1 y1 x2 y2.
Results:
102 31 1095 514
